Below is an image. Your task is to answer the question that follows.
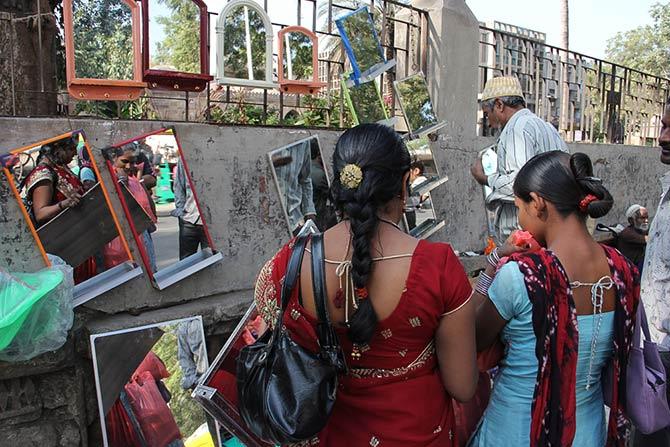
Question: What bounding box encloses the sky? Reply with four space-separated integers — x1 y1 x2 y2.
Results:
466 0 659 60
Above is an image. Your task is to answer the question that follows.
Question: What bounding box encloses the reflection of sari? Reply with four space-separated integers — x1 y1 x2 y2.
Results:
23 161 97 284
253 239 472 446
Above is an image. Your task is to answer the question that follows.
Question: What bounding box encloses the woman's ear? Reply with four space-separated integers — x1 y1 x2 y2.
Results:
529 192 547 219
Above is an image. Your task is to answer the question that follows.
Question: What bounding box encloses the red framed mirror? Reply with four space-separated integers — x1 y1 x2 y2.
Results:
141 0 213 92
277 26 325 95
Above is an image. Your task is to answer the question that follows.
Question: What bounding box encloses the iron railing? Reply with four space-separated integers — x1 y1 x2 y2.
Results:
479 25 670 145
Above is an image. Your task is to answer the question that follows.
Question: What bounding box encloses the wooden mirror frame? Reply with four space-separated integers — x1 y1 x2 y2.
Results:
64 0 147 100
277 26 325 95
215 0 276 89
0 130 142 306
141 0 213 92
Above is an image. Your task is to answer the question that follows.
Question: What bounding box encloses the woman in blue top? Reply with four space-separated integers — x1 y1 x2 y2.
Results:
470 151 640 447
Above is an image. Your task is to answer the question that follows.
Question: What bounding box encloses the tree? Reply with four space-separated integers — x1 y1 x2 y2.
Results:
222 4 267 80
152 0 201 73
605 2 670 78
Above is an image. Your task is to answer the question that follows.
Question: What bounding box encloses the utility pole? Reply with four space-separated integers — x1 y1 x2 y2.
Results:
559 0 571 140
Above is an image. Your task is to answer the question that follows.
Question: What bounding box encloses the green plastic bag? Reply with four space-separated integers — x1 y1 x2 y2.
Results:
0 258 74 361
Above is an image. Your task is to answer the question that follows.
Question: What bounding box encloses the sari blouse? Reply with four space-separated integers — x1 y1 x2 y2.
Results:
254 238 472 447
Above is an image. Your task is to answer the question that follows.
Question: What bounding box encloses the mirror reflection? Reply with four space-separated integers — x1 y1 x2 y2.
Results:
104 129 221 290
268 136 337 236
92 317 216 447
343 76 388 125
148 0 201 72
73 0 134 80
405 137 439 190
395 74 440 134
222 4 267 81
3 132 134 288
337 7 384 75
281 31 314 81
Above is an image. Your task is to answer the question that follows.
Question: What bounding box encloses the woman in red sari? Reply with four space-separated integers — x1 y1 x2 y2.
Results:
254 124 478 446
21 133 97 283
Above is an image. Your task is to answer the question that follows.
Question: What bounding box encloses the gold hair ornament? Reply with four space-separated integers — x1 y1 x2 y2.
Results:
340 163 363 189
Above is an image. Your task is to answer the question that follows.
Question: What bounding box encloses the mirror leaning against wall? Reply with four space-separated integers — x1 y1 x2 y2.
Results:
268 136 338 237
102 127 222 290
91 316 219 447
0 130 143 306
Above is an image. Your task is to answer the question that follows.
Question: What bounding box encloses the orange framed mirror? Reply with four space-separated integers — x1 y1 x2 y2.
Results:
277 26 325 95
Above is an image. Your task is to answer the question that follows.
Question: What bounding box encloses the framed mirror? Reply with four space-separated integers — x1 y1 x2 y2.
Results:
341 73 394 126
102 127 222 290
267 136 338 236
141 0 213 92
194 304 273 447
404 136 446 239
394 73 446 137
216 0 276 88
64 0 147 100
90 316 219 446
0 131 142 306
335 6 395 84
277 26 325 94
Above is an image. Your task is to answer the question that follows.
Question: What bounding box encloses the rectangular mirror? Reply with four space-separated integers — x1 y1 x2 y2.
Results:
268 136 338 236
394 73 446 137
102 127 222 290
0 130 142 306
90 316 219 447
341 73 395 126
194 304 273 447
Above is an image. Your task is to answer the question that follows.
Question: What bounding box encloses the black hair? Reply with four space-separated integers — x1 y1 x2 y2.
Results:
107 144 136 159
331 123 411 344
411 159 425 174
309 137 320 160
513 151 613 219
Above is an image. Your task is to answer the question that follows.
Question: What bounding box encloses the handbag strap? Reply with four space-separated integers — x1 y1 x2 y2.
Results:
274 233 310 330
634 301 653 346
310 233 339 349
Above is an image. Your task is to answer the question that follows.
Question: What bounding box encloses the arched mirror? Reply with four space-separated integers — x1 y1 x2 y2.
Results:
141 0 213 91
278 26 325 94
64 0 146 100
335 6 395 84
216 0 276 89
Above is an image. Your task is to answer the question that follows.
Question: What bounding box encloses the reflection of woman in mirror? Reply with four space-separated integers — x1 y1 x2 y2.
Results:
405 160 430 230
105 146 158 272
254 124 477 446
20 132 97 283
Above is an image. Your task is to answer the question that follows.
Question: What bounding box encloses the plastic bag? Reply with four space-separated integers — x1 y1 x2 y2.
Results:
0 255 74 362
125 371 182 447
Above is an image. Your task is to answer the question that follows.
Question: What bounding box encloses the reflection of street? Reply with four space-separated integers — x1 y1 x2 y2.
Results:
415 204 435 228
154 202 179 270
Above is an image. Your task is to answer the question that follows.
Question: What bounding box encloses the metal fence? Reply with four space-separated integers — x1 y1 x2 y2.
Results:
479 25 670 145
0 0 428 129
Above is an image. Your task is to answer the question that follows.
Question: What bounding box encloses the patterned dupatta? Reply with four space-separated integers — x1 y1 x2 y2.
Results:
508 245 639 447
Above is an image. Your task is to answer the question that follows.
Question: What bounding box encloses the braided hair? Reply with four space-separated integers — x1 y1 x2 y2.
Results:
331 124 411 344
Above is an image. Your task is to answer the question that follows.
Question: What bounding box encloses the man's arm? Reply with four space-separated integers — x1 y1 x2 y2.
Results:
486 126 535 204
298 149 316 219
171 162 187 218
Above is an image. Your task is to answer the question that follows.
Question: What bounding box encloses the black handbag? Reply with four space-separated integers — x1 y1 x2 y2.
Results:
236 232 347 444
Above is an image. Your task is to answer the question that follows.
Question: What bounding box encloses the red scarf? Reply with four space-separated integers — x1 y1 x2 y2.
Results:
508 245 639 446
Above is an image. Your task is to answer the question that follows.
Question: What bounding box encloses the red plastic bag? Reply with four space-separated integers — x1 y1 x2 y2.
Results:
452 372 492 446
124 371 182 447
510 230 540 251
133 352 170 382
106 398 143 447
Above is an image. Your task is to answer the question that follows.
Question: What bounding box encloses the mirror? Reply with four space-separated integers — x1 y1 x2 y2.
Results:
91 316 219 447
341 74 392 126
64 0 146 99
277 26 325 94
335 6 395 83
394 73 446 136
216 0 276 88
0 131 142 306
103 128 222 290
404 136 447 239
194 304 273 447
268 136 337 236
142 0 212 91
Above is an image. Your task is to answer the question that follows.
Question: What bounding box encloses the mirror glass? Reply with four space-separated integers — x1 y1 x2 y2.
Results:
148 0 201 72
268 136 337 236
72 0 134 80
104 128 222 290
2 132 138 299
222 4 267 81
344 77 387 124
395 74 440 134
406 137 439 189
282 31 314 81
337 7 384 74
92 317 217 446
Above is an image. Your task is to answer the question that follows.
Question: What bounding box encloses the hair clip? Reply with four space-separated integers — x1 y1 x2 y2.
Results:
579 194 599 212
340 163 363 189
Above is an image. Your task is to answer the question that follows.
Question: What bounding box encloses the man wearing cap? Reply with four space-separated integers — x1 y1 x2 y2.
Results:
471 76 568 243
617 204 648 270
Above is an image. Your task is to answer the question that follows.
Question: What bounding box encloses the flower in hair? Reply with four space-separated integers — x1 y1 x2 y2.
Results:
340 163 363 189
355 287 369 300
579 194 598 212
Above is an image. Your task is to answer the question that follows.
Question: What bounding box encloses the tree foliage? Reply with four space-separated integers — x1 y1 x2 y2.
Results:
152 0 201 72
605 2 670 78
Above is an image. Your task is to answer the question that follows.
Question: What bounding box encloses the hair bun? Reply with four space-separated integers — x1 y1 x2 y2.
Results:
569 153 613 219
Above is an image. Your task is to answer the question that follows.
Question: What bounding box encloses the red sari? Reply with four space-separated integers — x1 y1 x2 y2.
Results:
254 239 472 446
23 162 97 284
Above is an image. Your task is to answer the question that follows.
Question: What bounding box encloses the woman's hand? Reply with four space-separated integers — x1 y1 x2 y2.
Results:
59 192 82 210
498 230 540 257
